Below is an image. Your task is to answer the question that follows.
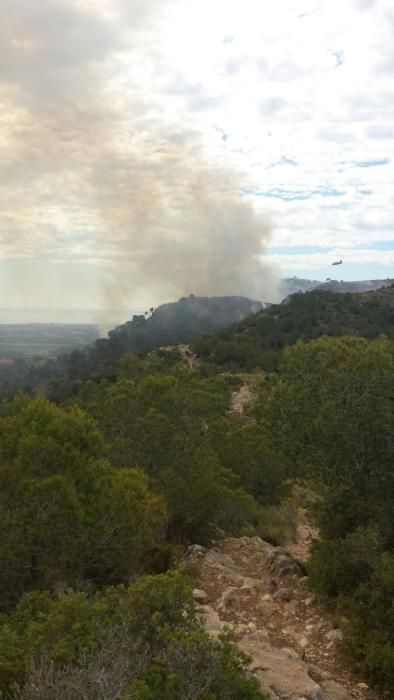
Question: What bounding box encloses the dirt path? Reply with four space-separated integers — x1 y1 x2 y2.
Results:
230 383 254 413
287 507 319 563
187 537 378 700
178 344 199 369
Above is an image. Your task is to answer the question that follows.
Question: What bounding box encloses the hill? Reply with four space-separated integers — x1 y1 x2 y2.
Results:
1 286 393 398
193 284 394 371
0 296 263 398
102 295 263 360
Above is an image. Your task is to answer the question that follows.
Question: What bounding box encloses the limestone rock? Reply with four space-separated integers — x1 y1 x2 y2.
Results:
198 605 225 638
325 629 343 643
270 552 304 578
192 588 208 604
239 633 324 700
218 588 237 612
308 665 332 683
187 544 207 557
320 678 352 700
256 600 280 618
241 576 276 594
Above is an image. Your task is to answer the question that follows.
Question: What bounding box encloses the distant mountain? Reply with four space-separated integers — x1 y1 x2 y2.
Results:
315 277 394 293
280 276 394 299
279 277 322 297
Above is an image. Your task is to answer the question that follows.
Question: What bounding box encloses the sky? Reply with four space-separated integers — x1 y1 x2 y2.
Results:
1 0 393 321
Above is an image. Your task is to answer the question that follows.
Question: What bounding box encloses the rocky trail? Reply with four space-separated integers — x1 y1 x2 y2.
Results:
230 382 255 414
287 507 320 564
187 536 377 700
178 343 199 369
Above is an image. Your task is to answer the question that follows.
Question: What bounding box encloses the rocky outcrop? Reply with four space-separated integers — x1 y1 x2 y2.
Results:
187 537 377 700
240 632 324 700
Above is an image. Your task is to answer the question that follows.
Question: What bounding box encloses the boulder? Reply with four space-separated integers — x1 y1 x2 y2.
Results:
270 552 304 578
187 544 207 557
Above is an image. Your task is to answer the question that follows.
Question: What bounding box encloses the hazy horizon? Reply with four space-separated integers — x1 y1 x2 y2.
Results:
2 271 394 325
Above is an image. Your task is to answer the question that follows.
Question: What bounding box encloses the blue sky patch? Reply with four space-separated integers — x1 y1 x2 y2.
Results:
242 186 344 201
366 240 394 251
268 155 298 168
354 158 390 168
267 245 332 255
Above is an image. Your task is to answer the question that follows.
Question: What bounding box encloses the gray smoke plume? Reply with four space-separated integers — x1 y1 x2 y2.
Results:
0 0 279 324
91 129 279 328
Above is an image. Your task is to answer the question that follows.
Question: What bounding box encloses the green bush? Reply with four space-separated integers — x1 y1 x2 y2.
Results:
308 528 378 598
0 572 267 699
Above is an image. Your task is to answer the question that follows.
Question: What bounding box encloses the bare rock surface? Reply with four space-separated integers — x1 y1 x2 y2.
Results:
240 632 324 700
186 536 379 700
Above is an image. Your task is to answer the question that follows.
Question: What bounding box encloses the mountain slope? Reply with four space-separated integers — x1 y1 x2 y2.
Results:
193 285 394 371
0 296 263 398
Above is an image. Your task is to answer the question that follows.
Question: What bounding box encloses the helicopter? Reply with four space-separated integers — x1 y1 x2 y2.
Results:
332 259 343 266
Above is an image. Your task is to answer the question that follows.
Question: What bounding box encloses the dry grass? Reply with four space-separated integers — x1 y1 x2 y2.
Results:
257 499 298 547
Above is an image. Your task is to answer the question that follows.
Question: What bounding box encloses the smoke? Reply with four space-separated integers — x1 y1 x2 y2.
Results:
0 0 280 324
91 130 279 328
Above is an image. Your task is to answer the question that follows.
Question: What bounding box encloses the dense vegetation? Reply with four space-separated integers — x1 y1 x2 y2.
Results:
259 335 394 695
0 285 393 697
194 285 394 371
0 296 261 400
3 286 393 400
0 572 265 699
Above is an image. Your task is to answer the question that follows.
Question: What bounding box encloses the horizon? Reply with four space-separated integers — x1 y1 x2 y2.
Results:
1 273 393 324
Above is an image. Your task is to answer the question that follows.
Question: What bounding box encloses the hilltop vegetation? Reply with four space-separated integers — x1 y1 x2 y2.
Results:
0 296 262 400
194 285 394 371
2 286 393 401
0 286 393 697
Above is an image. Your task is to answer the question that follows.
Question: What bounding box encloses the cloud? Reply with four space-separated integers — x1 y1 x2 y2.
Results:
1 0 394 316
259 97 287 115
354 0 377 9
0 0 281 316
